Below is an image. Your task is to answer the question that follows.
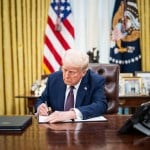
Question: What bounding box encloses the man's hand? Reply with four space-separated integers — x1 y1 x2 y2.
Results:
37 103 49 116
46 110 76 123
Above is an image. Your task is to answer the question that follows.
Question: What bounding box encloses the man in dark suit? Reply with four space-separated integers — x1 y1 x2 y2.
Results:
35 49 107 123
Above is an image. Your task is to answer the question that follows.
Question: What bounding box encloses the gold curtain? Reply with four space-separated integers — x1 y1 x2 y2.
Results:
137 0 150 71
0 0 50 115
0 0 150 115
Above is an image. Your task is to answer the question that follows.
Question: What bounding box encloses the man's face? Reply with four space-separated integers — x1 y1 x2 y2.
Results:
62 65 86 86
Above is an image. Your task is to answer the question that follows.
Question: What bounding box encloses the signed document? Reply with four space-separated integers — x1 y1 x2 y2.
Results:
38 115 107 123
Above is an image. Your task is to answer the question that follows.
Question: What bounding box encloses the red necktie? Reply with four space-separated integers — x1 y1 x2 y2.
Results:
64 86 74 111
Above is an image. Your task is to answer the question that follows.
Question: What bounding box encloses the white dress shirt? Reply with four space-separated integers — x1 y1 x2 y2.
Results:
64 81 83 120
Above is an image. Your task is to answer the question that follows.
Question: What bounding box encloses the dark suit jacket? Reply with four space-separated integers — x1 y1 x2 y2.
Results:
35 69 108 120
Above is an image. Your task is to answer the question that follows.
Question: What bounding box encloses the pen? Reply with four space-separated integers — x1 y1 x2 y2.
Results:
45 101 51 115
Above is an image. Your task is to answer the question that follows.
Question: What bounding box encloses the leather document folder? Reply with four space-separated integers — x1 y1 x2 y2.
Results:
0 116 32 133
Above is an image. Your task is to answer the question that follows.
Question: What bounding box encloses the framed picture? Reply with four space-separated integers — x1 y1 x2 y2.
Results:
135 71 150 95
119 73 133 96
122 77 142 96
119 73 133 78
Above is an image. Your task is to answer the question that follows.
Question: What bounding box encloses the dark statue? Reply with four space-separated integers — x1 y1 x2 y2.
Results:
87 47 99 63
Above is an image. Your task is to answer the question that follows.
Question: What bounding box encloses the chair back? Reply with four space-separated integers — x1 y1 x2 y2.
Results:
89 63 120 114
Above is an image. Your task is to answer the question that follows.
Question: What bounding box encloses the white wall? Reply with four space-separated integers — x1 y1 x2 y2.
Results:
71 0 116 63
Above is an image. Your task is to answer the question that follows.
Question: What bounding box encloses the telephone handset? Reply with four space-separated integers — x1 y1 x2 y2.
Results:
118 101 150 136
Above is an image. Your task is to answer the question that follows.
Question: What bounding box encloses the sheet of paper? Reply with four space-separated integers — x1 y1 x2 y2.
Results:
38 115 107 123
38 115 49 123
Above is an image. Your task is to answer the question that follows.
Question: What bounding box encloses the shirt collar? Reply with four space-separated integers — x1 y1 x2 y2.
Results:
66 80 81 90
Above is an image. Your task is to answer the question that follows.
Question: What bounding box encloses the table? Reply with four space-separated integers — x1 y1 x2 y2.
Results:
119 95 150 107
0 115 150 150
119 95 150 114
15 94 150 114
15 94 39 114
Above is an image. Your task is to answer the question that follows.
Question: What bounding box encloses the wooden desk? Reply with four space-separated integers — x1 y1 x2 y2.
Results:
0 115 150 150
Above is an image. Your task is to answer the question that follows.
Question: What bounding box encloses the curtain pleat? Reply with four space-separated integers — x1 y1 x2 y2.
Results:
137 0 150 71
3 0 13 114
144 0 150 70
11 0 19 114
0 0 149 115
16 0 25 114
0 0 5 115
22 0 28 114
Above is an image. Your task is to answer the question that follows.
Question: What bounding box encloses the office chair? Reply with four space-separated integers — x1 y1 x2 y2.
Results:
89 63 120 114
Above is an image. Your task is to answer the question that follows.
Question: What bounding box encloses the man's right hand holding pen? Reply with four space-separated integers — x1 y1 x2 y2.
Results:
37 101 51 116
37 102 76 123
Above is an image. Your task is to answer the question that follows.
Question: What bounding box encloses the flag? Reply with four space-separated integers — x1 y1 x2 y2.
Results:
43 0 75 73
109 0 141 73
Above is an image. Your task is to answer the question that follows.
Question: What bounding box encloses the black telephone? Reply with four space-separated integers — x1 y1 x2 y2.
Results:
118 101 150 136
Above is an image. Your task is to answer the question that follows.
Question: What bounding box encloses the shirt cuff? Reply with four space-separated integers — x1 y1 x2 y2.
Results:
71 108 83 120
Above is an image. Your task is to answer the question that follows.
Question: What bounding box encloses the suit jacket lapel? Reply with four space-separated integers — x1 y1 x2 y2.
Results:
76 71 89 107
56 80 66 109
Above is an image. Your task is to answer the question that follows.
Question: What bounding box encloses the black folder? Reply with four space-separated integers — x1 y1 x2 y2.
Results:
0 116 32 133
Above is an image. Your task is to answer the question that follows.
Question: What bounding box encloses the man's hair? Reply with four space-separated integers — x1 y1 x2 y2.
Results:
62 49 89 70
